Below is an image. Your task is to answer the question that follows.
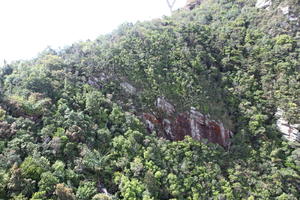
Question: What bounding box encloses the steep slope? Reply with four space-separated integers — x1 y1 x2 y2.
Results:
0 0 299 199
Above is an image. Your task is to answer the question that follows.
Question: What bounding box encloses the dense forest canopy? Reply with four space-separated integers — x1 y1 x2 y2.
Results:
0 0 299 199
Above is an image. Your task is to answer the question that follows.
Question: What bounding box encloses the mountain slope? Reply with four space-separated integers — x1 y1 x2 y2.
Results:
0 0 299 199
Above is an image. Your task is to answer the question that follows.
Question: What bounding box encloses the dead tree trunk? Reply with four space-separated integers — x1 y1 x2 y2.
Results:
166 0 176 13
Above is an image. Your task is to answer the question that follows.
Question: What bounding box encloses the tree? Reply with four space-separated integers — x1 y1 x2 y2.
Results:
55 184 76 200
11 194 28 200
7 164 22 193
20 156 50 181
166 0 176 13
76 181 97 200
30 191 47 200
38 172 59 195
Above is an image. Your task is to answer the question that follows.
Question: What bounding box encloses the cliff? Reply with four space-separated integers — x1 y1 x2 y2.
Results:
142 98 232 147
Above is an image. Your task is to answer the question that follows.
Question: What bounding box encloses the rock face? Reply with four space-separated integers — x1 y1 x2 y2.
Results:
120 82 136 95
276 109 300 142
255 0 272 9
279 5 289 15
156 97 175 115
278 4 298 22
185 0 203 10
142 98 233 147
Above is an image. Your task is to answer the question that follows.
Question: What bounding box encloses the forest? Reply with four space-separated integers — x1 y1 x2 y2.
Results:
0 0 299 199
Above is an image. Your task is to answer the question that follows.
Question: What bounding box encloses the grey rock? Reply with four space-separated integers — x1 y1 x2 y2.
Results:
156 97 175 115
289 16 298 21
279 6 289 15
120 82 137 94
256 0 272 9
276 109 300 142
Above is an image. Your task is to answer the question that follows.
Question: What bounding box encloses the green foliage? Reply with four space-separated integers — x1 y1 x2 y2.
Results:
30 191 47 200
92 193 112 200
11 194 28 200
20 156 50 181
76 181 97 200
0 107 5 120
114 173 148 200
38 172 59 194
0 0 299 199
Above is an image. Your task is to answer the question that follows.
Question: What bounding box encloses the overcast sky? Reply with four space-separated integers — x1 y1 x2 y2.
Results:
0 0 186 63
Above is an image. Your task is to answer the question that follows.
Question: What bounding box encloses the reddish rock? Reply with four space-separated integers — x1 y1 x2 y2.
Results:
142 99 233 147
173 112 190 140
142 113 160 133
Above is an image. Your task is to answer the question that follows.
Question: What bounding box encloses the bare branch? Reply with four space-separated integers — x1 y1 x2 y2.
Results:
166 0 176 13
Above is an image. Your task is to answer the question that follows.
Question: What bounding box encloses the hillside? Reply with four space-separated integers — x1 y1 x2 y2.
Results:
0 0 300 199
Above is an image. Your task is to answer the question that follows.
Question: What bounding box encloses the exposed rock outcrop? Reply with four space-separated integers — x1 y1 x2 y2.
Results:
278 4 299 22
279 5 289 15
142 98 233 147
256 0 272 9
156 97 175 115
120 82 136 95
276 109 300 142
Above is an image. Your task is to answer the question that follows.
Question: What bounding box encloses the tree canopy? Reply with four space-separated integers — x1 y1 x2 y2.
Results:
0 0 299 199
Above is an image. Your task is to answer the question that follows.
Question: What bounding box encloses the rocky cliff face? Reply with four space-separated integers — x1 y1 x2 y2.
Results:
255 0 272 9
142 98 233 147
256 0 299 23
89 74 234 147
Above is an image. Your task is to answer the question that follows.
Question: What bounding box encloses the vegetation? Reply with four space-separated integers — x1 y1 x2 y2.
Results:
0 0 299 199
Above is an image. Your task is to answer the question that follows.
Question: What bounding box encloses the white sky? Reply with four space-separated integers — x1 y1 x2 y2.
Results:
0 0 186 63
